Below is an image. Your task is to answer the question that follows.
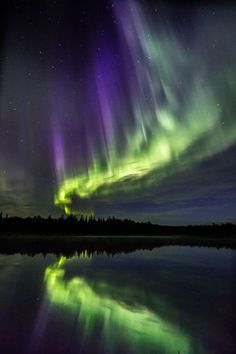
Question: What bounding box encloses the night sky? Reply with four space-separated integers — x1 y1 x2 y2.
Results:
0 0 236 224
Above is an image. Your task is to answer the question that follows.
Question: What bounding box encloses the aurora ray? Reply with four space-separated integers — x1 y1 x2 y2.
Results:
53 0 236 215
1 0 236 222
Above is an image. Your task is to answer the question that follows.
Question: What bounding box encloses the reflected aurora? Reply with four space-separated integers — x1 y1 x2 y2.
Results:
44 256 190 353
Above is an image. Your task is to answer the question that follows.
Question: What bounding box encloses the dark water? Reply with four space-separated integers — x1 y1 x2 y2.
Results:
0 246 235 354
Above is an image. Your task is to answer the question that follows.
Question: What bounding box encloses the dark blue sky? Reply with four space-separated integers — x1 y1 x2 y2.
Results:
0 0 236 224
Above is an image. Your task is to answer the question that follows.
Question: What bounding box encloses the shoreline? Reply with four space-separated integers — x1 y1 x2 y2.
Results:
0 234 235 256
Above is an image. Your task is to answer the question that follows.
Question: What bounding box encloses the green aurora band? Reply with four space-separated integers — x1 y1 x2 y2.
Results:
44 256 191 353
54 1 236 215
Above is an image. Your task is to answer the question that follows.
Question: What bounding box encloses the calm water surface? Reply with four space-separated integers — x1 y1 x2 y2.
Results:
0 246 235 354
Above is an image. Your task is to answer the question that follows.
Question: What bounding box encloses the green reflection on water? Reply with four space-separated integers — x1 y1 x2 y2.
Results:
44 256 191 353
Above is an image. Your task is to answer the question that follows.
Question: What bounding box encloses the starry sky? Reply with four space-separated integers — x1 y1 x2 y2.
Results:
0 0 236 225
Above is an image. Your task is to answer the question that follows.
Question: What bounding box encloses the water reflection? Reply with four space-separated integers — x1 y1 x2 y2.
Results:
44 255 190 354
0 247 235 354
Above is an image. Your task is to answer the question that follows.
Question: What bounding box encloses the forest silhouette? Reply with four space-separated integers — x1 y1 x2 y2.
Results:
0 213 235 256
0 213 235 236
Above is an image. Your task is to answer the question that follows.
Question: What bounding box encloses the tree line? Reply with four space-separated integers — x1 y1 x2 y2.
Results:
0 213 235 236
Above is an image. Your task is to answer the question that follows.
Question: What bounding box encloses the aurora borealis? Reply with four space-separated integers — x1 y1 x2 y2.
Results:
1 0 236 223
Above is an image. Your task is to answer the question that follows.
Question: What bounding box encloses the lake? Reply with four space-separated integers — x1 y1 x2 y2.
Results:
0 246 235 354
